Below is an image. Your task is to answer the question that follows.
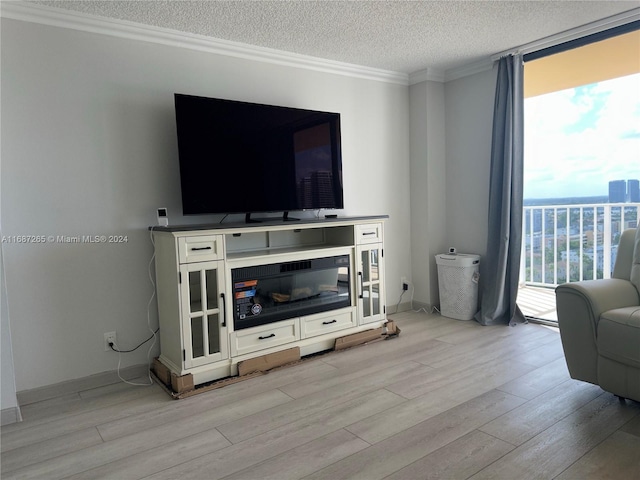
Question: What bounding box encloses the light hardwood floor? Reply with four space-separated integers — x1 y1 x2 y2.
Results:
2 311 639 479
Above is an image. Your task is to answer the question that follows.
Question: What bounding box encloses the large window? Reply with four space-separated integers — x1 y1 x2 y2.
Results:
519 29 640 322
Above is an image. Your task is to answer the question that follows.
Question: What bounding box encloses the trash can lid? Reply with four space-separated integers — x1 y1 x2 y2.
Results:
435 253 480 267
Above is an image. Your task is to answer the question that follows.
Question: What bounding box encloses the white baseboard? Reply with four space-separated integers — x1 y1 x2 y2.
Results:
1 406 23 426
408 300 434 315
17 363 150 406
389 301 415 315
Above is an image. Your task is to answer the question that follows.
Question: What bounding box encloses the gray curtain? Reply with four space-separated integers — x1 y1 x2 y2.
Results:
476 54 526 326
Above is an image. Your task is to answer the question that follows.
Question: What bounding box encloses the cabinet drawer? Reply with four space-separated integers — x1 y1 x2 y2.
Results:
356 223 383 244
230 319 299 357
178 235 223 263
300 310 355 339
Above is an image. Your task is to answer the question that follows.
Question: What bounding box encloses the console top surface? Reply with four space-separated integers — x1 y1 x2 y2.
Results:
150 215 388 233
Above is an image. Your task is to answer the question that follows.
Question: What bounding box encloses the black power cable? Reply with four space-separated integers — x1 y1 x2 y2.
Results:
109 328 159 353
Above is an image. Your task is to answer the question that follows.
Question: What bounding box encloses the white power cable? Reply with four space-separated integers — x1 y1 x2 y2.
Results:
114 227 159 386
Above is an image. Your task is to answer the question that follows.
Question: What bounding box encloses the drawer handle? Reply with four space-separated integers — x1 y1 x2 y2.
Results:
220 293 226 327
322 319 337 325
362 232 376 236
258 333 275 340
191 246 212 251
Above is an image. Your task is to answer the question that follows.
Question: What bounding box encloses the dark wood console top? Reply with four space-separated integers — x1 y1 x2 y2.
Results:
149 215 389 233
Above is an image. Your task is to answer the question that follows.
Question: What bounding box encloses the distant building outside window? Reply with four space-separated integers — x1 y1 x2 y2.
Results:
628 179 640 202
609 180 627 203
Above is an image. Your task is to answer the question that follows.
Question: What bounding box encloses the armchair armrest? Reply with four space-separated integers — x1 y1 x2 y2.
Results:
557 279 640 326
555 279 639 384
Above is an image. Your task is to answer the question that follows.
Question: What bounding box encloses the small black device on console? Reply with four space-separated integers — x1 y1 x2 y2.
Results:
156 208 169 226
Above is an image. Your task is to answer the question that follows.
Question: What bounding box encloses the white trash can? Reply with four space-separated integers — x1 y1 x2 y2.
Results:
435 253 480 321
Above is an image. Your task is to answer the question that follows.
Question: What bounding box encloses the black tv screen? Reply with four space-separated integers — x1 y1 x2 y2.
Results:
174 94 344 216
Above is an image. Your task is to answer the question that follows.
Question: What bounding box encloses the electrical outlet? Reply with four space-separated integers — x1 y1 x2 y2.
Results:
104 331 116 351
401 276 407 288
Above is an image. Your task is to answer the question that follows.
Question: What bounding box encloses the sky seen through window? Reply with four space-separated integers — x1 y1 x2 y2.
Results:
524 72 640 201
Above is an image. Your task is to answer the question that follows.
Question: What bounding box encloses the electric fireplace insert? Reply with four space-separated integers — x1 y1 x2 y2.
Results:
232 255 351 330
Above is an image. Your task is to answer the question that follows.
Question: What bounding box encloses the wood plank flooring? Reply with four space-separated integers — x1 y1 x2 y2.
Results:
2 311 639 479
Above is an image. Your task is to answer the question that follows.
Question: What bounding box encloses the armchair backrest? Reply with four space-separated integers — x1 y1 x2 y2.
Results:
631 227 640 294
613 228 638 281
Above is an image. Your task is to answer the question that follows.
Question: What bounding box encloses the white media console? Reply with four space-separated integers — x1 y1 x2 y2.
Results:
152 215 388 386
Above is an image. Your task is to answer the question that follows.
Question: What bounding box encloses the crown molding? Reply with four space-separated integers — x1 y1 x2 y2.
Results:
408 68 445 85
444 59 494 82
4 2 637 87
1 1 410 86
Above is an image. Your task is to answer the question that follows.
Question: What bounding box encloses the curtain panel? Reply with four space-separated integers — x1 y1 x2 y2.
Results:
476 54 526 326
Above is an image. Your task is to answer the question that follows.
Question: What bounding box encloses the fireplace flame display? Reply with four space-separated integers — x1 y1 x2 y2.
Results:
232 255 351 330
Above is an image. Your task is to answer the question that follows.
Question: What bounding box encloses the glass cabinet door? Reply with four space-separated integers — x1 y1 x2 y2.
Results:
357 245 385 324
180 261 228 368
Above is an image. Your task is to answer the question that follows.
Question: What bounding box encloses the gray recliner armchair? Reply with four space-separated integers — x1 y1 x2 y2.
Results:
556 226 640 402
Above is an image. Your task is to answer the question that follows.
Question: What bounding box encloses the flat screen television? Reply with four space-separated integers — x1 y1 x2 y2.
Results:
174 94 343 220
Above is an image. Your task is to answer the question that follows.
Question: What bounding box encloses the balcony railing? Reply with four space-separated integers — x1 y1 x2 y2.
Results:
521 203 640 288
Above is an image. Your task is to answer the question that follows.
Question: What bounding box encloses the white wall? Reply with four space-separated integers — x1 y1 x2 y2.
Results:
1 245 21 424
1 18 411 391
409 80 447 308
407 68 496 312
444 68 497 262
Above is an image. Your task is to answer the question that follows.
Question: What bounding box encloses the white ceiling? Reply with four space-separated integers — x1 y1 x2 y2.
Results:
27 1 640 75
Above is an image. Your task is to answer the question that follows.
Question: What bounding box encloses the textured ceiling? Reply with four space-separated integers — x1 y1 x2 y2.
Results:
28 1 640 74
